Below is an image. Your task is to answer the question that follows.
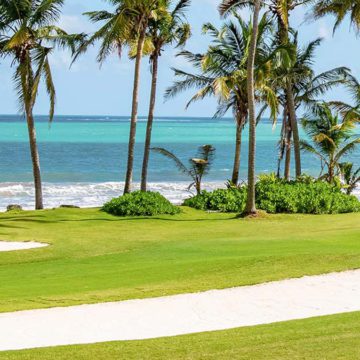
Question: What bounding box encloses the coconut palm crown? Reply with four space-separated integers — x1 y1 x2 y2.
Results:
313 0 360 33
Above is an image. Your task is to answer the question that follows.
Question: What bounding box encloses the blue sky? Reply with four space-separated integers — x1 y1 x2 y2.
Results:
0 0 359 117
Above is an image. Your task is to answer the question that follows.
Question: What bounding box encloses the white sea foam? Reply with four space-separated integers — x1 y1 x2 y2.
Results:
0 182 225 211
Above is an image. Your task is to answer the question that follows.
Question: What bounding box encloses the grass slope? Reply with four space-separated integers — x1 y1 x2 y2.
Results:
0 208 359 313
2 312 360 359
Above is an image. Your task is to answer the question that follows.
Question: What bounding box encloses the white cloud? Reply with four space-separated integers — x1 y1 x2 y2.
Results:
318 21 331 40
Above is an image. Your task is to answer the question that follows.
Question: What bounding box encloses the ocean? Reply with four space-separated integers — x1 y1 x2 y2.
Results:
0 115 359 210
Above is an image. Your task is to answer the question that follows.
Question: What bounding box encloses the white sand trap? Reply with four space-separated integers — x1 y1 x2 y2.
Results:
0 241 48 252
1 269 360 351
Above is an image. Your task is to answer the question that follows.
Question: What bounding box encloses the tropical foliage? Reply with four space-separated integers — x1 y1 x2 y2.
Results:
102 191 180 216
184 174 360 214
339 162 360 195
166 14 279 187
300 102 360 183
152 145 216 194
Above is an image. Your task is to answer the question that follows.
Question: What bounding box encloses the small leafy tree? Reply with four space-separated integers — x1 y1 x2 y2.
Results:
152 145 215 194
301 102 360 183
339 162 360 195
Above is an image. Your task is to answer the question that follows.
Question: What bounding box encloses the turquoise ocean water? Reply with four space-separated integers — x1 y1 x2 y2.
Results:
0 115 358 209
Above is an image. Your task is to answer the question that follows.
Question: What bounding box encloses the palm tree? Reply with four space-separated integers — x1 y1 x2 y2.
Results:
219 0 314 181
152 145 216 194
166 14 278 186
339 162 360 195
141 0 191 192
301 102 360 183
0 0 82 210
219 0 262 214
313 0 360 33
77 0 168 194
274 35 350 179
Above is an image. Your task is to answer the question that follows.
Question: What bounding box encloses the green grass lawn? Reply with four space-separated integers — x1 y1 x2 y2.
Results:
2 312 360 359
1 207 360 359
0 207 359 314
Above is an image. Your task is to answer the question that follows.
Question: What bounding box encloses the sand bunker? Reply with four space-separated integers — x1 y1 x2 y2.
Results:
1 269 360 351
0 241 48 252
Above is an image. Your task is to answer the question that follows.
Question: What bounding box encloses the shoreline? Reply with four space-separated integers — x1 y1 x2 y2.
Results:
0 180 359 211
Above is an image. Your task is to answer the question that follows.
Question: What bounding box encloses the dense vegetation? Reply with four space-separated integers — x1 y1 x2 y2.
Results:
184 175 360 214
102 191 180 216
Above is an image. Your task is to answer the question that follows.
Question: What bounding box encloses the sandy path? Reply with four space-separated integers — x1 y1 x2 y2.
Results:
1 269 360 351
0 241 48 252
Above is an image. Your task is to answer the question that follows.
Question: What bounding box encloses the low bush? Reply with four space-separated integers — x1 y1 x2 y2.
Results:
102 191 181 217
183 187 247 213
183 174 360 214
255 174 360 214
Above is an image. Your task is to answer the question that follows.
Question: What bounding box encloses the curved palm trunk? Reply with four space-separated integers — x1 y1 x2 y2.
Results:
231 114 244 185
123 30 146 194
26 110 43 210
244 0 260 215
141 52 159 192
286 81 302 177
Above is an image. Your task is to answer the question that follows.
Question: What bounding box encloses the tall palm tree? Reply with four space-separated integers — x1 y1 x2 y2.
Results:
141 0 191 192
301 102 360 183
274 35 350 179
0 0 82 210
77 0 168 194
166 14 278 186
313 0 360 33
219 1 315 180
152 145 215 194
219 0 262 214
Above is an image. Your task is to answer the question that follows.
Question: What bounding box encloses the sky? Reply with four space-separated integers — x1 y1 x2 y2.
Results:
0 0 359 117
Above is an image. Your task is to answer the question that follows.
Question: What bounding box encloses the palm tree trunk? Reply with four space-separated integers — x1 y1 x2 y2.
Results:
286 81 302 178
26 109 43 210
276 9 302 179
123 30 146 194
284 115 292 180
244 0 260 215
141 52 159 192
231 115 243 185
195 181 201 195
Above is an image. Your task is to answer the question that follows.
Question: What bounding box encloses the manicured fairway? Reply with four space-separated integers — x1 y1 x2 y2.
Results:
0 208 359 314
2 312 360 359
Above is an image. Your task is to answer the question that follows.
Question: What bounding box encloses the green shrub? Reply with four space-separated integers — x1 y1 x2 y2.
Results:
183 187 247 213
102 191 181 217
256 174 360 214
183 175 360 215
